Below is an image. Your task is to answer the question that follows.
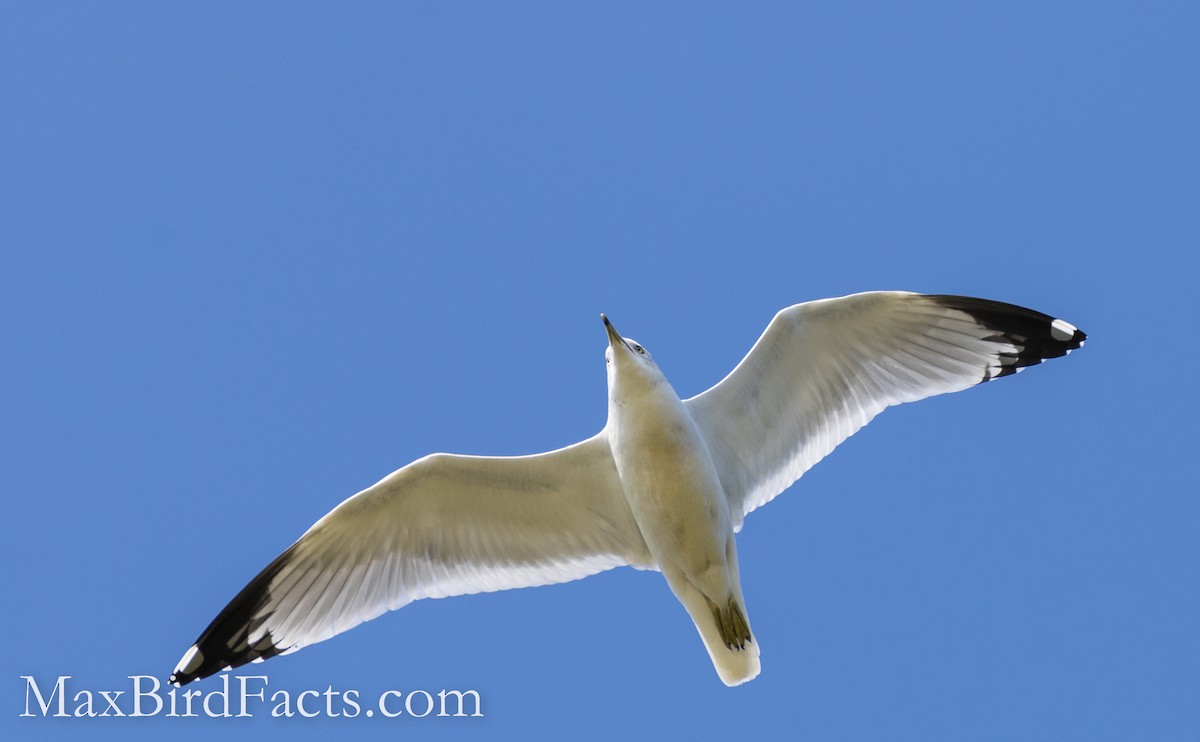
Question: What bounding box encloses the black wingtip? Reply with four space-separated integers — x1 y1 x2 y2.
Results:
169 544 298 686
925 295 1086 382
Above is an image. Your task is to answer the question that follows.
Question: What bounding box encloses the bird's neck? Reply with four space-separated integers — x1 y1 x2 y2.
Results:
606 372 687 434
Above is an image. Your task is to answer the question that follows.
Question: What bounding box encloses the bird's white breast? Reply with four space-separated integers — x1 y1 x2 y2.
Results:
607 379 733 574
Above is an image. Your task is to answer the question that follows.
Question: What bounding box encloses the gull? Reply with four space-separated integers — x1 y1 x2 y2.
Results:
170 291 1085 687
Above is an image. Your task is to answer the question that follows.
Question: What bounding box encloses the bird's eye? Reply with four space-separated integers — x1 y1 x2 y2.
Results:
634 345 645 354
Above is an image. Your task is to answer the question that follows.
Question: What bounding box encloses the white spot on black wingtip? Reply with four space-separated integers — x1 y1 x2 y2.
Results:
169 644 204 687
176 645 202 675
169 543 300 686
1050 318 1077 342
925 294 1086 383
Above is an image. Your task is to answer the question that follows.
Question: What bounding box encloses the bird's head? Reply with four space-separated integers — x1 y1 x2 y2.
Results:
602 313 666 393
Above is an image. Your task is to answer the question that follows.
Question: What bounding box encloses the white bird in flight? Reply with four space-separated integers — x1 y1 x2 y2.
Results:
170 291 1085 687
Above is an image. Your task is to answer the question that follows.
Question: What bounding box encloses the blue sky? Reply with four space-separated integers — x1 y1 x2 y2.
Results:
3 2 1196 740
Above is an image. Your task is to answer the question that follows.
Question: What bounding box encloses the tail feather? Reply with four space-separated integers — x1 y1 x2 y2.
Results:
678 585 761 686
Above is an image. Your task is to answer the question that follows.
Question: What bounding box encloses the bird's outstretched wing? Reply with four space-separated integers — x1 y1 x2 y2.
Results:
170 433 644 686
685 292 1085 529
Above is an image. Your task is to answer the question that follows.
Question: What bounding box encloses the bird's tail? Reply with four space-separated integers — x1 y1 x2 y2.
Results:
676 583 761 686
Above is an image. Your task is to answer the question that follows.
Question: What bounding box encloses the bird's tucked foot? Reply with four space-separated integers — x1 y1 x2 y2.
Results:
707 595 753 651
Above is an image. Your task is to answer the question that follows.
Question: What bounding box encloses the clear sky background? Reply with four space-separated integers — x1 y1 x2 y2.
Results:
3 3 1196 740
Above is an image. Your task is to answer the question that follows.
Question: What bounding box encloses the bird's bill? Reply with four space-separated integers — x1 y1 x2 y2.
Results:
601 313 634 353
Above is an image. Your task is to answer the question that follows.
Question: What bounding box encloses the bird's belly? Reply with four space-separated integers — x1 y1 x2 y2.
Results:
612 421 732 574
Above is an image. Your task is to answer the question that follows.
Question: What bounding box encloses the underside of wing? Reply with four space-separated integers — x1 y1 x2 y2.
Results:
685 292 1086 528
170 432 645 686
